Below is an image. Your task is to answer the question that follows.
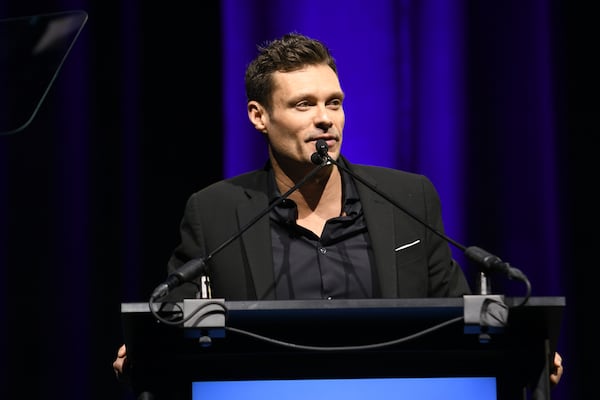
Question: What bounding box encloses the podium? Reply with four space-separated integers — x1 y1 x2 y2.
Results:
120 296 564 400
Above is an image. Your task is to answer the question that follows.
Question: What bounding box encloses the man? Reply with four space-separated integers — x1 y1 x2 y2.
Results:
162 32 469 302
114 31 562 386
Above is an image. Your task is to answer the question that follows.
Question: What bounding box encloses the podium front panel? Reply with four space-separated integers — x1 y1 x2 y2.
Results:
121 297 564 400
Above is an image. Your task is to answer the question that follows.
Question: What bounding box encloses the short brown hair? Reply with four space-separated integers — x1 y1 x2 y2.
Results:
244 32 338 111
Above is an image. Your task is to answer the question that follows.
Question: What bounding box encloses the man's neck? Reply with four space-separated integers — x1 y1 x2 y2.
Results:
274 164 343 236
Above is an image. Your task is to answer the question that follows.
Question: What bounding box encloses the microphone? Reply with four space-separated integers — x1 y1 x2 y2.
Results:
151 150 330 301
312 139 530 296
310 152 325 165
310 140 329 165
151 258 207 301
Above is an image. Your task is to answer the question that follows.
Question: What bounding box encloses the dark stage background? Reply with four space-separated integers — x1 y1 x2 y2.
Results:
0 1 596 399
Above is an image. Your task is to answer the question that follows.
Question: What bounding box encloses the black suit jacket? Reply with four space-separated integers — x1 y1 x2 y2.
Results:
165 156 471 301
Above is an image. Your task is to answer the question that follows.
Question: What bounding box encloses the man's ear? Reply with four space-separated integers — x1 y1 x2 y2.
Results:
247 101 267 133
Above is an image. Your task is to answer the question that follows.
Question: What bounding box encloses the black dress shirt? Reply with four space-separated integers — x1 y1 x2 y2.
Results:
269 168 379 299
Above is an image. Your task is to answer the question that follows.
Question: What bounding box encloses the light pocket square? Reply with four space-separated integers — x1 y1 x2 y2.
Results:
394 239 421 252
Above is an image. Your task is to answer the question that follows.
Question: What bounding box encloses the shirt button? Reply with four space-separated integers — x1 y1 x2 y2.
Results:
319 247 327 254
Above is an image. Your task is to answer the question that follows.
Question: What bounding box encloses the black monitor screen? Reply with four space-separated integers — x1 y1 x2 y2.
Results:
0 10 87 135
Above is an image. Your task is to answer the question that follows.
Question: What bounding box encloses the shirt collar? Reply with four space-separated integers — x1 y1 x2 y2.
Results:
266 156 360 208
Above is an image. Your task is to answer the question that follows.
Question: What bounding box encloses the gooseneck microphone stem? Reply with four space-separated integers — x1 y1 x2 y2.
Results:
313 139 530 298
150 159 330 301
322 154 466 252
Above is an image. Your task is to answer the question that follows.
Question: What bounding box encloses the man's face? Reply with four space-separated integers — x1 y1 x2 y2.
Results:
264 64 345 166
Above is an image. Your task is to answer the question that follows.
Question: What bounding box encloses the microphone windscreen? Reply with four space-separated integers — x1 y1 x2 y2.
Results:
316 139 328 156
311 152 323 165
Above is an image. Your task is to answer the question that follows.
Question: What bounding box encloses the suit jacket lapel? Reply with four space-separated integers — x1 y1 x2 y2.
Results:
349 164 398 298
237 183 277 300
